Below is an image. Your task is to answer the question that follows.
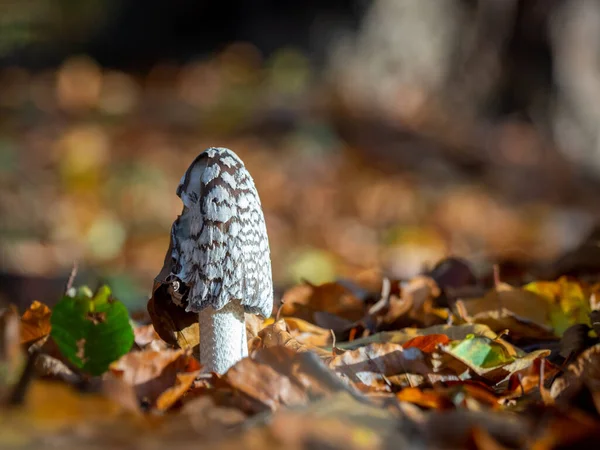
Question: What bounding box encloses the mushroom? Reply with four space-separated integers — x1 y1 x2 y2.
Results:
156 147 273 374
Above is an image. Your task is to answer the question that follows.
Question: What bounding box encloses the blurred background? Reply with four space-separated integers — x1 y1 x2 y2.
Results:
1 0 600 311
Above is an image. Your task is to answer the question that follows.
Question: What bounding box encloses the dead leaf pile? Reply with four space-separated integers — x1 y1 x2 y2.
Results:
4 255 600 449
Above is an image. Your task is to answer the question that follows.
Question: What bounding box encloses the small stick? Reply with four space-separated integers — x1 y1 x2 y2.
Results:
275 299 285 322
493 264 501 288
330 329 336 356
64 261 79 295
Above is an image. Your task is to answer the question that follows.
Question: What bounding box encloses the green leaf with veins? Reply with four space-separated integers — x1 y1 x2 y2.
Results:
50 285 134 376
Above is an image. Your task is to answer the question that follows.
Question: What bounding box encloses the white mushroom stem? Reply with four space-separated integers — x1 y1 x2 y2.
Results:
198 300 248 374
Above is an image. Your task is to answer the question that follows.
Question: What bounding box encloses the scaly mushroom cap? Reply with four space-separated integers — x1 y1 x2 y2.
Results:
161 147 273 318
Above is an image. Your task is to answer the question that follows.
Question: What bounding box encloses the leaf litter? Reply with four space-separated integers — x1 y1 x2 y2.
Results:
4 255 600 448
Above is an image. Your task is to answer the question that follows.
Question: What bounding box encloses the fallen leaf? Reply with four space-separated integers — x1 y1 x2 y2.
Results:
20 301 52 346
51 285 134 376
329 343 432 391
551 343 600 404
222 346 359 413
456 302 556 343
524 277 592 336
441 335 551 383
337 323 498 350
403 334 451 353
283 317 333 347
456 283 553 338
280 281 365 322
250 319 331 357
155 371 200 411
105 348 200 411
147 281 199 357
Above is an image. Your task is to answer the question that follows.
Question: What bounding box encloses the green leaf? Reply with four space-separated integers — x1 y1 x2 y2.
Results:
50 285 134 376
445 335 515 370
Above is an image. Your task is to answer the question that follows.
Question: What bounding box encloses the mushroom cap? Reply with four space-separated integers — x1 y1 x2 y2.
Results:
157 147 273 318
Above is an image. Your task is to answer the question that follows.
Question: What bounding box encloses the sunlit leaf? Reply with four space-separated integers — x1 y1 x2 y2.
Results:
20 301 52 346
50 285 134 376
524 277 592 336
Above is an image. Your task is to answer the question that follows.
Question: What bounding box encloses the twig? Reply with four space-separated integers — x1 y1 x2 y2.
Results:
330 329 336 356
64 261 79 295
275 299 285 321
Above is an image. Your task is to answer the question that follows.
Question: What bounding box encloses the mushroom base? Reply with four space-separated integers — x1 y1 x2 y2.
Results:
198 300 248 374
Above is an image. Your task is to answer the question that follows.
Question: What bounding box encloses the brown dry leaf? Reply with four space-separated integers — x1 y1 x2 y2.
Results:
221 346 358 413
284 317 333 347
155 371 200 411
20 301 52 346
366 276 444 331
245 313 268 342
329 343 433 391
250 319 331 358
147 281 199 357
551 343 600 404
105 348 201 411
403 275 441 312
456 302 556 343
457 282 552 337
501 358 559 400
280 281 365 322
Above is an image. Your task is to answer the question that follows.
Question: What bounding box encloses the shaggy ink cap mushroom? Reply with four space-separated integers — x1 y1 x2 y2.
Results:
159 147 273 373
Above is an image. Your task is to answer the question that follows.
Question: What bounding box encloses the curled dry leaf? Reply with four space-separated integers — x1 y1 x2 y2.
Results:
283 317 333 347
20 301 52 346
221 346 358 414
147 281 199 357
501 357 559 401
249 319 331 358
105 348 201 412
